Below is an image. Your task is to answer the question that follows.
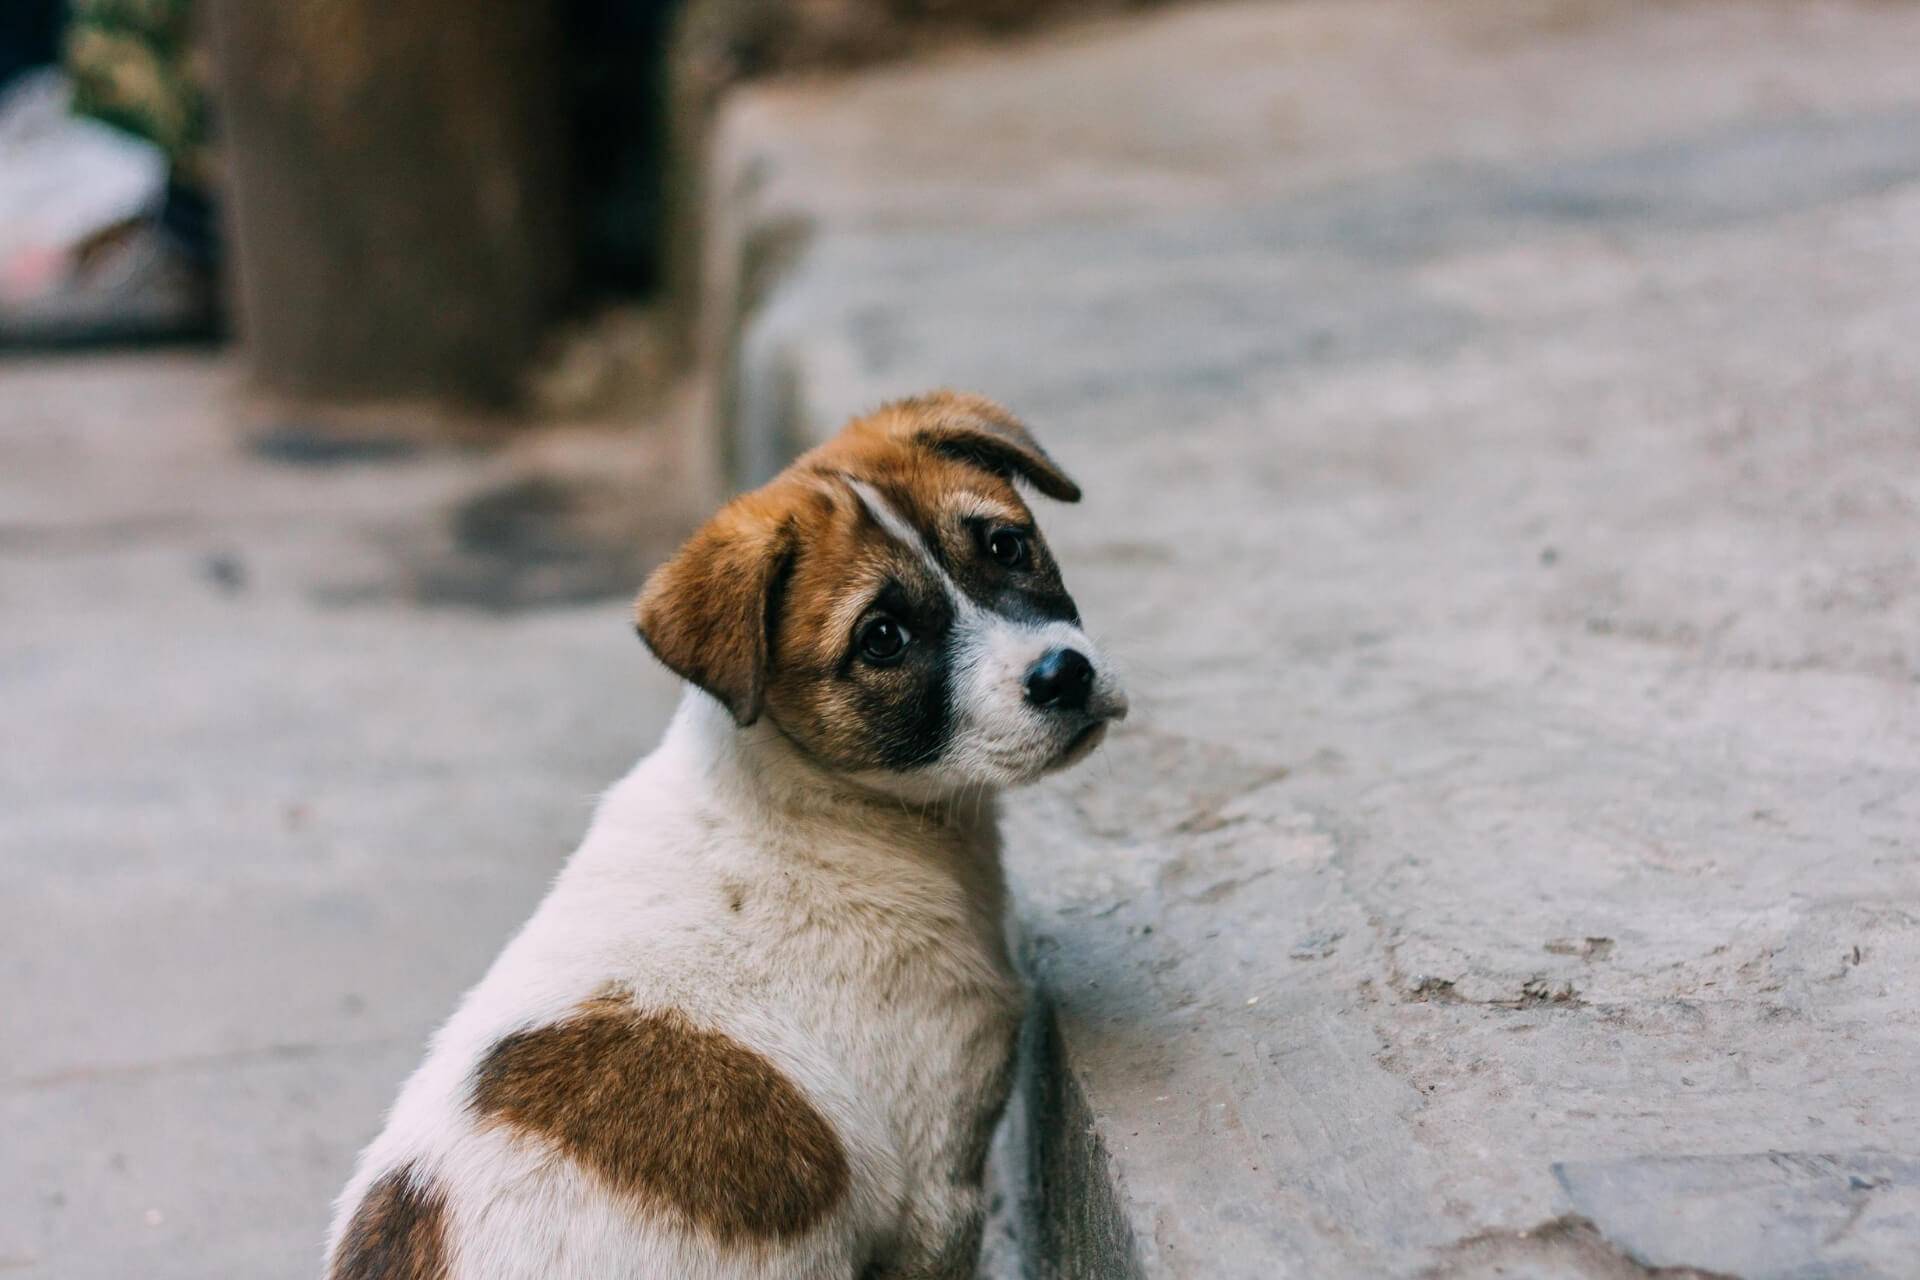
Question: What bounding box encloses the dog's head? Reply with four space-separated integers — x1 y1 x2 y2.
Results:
637 392 1126 796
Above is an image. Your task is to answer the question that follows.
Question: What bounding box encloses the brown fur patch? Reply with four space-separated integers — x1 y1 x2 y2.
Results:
330 1164 450 1280
633 510 795 724
471 1002 850 1242
890 391 1081 501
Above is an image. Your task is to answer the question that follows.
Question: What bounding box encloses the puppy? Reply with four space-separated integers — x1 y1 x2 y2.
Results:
326 392 1126 1280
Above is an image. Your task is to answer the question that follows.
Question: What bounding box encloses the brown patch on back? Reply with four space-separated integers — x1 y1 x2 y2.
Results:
330 1164 450 1280
470 1002 850 1242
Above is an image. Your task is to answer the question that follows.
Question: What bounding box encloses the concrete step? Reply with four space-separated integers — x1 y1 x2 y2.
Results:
701 3 1920 1275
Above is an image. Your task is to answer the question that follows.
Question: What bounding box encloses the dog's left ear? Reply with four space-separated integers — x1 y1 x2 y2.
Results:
635 507 794 726
908 394 1082 503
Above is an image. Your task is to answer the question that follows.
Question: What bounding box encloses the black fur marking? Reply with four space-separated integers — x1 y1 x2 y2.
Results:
855 576 956 770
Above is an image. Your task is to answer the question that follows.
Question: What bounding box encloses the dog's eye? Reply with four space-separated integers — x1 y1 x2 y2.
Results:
857 616 911 665
985 527 1029 568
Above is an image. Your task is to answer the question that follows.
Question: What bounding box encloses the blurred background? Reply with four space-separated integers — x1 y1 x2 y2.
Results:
6 2 1920 1277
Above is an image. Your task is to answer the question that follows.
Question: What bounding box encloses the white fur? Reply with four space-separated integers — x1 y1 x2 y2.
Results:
329 691 1028 1279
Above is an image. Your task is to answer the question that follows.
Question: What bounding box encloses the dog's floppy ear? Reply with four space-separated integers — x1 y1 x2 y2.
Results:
635 508 794 726
908 393 1082 503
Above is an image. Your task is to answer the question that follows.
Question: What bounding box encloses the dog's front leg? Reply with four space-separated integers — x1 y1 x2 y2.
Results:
863 1186 988 1280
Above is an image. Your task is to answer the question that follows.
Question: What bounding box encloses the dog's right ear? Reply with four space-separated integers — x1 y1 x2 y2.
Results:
898 392 1082 503
635 507 794 726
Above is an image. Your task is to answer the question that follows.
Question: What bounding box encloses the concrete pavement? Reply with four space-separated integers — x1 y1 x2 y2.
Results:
709 2 1920 1275
0 357 690 1277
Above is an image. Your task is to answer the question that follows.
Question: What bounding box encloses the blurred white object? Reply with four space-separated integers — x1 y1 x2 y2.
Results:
0 69 165 265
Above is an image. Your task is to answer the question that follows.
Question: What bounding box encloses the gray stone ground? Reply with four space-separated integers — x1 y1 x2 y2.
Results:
711 2 1920 1276
0 357 691 1277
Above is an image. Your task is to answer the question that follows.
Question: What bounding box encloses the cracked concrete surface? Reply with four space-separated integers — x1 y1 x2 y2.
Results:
710 1 1920 1274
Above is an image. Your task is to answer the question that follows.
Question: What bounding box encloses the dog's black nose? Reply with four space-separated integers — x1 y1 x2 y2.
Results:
1024 648 1095 712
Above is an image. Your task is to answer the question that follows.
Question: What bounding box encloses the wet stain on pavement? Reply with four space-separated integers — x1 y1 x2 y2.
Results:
252 424 421 467
321 471 691 615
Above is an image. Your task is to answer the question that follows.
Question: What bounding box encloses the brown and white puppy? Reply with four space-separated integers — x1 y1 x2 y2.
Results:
327 393 1126 1280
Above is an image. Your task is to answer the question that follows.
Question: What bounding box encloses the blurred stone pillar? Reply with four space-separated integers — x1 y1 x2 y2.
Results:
206 0 571 404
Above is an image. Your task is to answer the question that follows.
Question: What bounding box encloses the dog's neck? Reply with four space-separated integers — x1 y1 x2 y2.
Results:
660 689 1001 837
